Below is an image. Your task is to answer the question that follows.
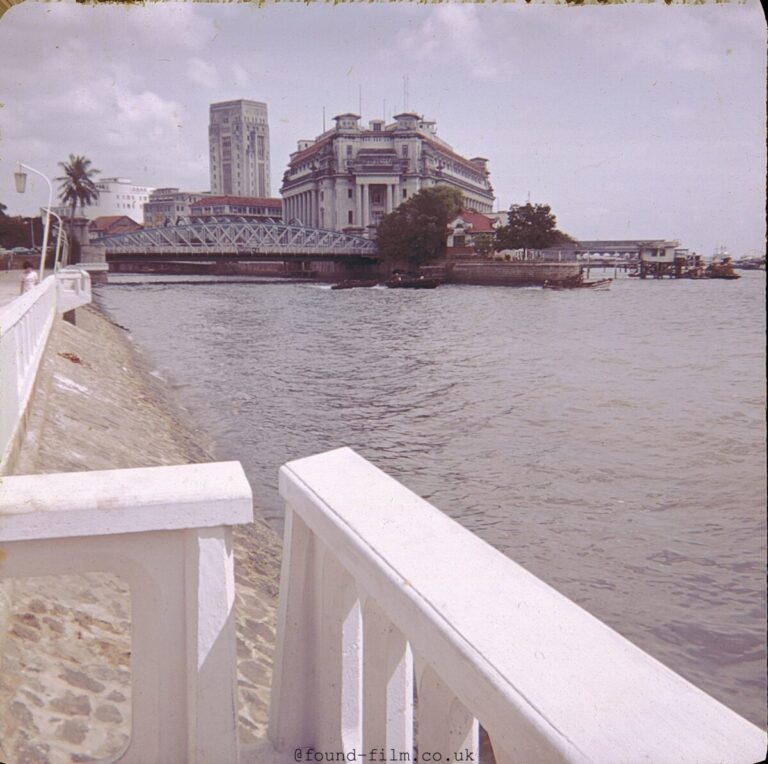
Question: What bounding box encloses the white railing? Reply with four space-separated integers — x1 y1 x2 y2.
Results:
0 461 253 764
56 266 92 313
0 275 57 469
270 447 766 763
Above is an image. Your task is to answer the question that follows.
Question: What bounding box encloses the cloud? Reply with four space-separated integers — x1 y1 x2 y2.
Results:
400 4 497 82
187 57 220 90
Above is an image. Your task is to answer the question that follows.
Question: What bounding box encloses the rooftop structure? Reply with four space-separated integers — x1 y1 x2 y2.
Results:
88 215 142 240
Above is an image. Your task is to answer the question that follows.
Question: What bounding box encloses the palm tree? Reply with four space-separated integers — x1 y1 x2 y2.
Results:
57 154 101 221
56 154 100 264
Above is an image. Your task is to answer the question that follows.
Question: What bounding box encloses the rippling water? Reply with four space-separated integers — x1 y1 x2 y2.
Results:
97 271 766 726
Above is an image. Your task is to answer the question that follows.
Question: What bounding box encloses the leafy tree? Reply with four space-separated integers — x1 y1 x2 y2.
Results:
473 232 495 257
376 185 462 268
495 202 574 251
0 214 42 250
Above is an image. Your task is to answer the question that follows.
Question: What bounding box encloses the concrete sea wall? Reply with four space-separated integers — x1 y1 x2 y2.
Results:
108 258 580 286
0 304 282 763
447 260 581 286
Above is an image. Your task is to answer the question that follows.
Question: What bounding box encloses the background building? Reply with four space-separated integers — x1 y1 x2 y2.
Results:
280 111 495 234
88 215 144 240
189 195 282 222
54 177 154 224
209 100 271 198
446 209 499 256
144 188 209 228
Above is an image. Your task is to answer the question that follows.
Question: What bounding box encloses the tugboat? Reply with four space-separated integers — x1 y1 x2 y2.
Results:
705 247 741 280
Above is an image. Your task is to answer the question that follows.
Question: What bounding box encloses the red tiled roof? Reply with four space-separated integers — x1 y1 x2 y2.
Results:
450 210 496 233
89 215 141 232
190 196 282 208
289 135 334 164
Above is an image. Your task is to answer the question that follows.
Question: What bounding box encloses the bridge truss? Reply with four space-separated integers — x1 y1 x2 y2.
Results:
101 219 378 258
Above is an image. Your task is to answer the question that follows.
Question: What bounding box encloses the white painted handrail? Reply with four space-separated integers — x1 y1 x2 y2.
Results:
56 267 91 313
0 462 253 764
270 447 766 763
0 275 57 470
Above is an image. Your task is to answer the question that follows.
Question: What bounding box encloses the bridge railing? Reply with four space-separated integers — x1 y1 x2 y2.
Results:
0 275 57 470
101 221 378 257
0 462 253 764
269 447 766 762
56 267 92 313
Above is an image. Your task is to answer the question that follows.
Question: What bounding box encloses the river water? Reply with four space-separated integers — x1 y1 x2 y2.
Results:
97 271 766 727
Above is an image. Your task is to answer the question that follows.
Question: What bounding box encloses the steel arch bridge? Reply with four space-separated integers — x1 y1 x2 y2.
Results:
100 219 378 259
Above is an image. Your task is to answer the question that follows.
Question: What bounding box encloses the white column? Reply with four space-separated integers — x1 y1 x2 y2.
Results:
385 184 392 214
363 184 370 228
356 184 363 227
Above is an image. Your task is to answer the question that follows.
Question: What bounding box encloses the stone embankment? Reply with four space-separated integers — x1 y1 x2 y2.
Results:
0 303 282 763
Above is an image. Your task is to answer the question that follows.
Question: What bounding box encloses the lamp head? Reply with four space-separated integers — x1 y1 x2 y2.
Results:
14 169 27 194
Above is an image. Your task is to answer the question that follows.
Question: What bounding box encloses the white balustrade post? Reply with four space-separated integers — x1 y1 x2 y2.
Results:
363 601 413 753
269 507 319 749
314 542 363 750
416 663 478 760
269 505 364 753
184 526 240 764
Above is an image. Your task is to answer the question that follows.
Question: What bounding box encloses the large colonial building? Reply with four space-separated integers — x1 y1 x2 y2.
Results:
280 112 495 234
209 100 271 198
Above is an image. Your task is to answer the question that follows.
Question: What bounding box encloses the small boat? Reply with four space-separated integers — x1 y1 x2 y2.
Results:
543 277 612 290
385 275 441 289
581 278 612 289
330 279 379 290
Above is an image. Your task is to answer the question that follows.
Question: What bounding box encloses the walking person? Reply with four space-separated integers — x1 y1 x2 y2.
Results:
19 261 39 294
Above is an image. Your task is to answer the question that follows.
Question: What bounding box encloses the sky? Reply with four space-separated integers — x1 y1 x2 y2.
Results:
0 0 765 257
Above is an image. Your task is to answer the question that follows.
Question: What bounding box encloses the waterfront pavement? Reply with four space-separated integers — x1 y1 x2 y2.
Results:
0 269 24 306
0 303 282 763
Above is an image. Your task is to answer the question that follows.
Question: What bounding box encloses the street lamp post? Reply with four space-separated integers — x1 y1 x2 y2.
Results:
45 207 68 272
14 162 53 281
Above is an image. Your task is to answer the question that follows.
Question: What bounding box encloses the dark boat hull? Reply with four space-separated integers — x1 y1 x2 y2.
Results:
385 277 441 289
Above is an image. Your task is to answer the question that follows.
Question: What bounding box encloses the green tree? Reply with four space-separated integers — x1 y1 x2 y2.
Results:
495 202 574 250
473 232 495 257
0 213 41 250
376 185 462 268
56 154 100 224
56 154 100 264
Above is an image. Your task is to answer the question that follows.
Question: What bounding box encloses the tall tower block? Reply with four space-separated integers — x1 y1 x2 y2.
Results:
209 100 271 197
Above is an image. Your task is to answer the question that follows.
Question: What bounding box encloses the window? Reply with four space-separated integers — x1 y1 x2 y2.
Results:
346 145 353 158
402 145 408 158
348 189 353 199
348 210 353 224
402 189 407 199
